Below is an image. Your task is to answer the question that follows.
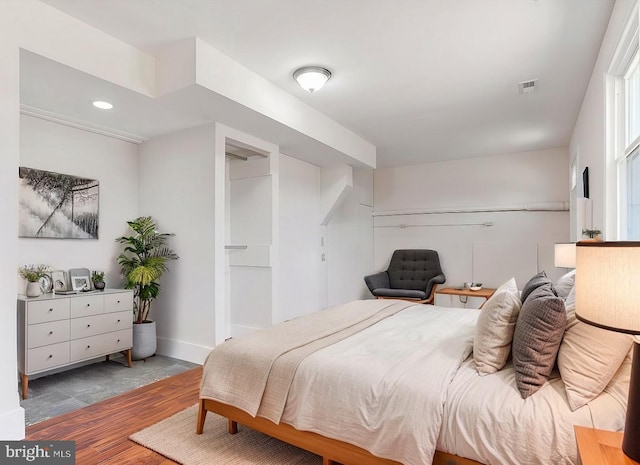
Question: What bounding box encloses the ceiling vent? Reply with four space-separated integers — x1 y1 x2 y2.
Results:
518 79 538 94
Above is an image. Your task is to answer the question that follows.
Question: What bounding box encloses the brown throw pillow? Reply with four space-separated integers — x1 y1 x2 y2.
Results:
512 283 566 398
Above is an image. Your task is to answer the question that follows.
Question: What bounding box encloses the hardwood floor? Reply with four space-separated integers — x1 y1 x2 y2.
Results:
26 366 203 465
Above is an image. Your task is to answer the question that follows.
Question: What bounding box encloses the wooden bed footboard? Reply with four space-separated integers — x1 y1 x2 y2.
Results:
197 398 482 465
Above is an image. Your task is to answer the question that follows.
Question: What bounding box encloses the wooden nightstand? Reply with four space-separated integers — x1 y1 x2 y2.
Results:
435 287 496 308
575 426 639 465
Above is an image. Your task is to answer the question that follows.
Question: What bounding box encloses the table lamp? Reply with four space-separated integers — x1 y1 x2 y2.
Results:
575 241 640 462
554 242 576 268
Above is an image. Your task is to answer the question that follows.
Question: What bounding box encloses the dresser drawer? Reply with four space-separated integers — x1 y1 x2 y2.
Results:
27 299 70 325
103 329 132 353
102 311 132 333
70 295 104 318
70 335 105 362
27 320 70 349
27 342 70 373
70 315 104 339
105 292 132 312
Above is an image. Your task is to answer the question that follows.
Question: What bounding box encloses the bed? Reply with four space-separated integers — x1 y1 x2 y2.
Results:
196 275 632 465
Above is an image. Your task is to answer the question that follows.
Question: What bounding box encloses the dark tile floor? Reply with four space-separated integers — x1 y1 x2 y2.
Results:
20 354 199 426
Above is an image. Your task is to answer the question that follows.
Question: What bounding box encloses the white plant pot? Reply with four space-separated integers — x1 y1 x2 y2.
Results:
132 320 157 360
26 281 42 298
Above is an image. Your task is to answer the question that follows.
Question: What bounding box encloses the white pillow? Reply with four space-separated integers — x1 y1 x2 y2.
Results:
553 269 575 299
557 286 634 411
474 278 522 375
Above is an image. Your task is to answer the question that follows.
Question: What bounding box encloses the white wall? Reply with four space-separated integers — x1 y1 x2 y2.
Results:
375 148 569 212
278 154 322 320
373 148 570 305
0 21 23 439
570 0 638 239
19 115 139 291
327 169 374 306
138 124 216 364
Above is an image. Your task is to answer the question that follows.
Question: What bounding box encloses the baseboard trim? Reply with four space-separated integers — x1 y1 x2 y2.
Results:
156 337 212 365
231 324 261 337
0 405 25 440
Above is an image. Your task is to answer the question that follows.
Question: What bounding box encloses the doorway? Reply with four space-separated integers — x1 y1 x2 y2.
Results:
214 124 279 344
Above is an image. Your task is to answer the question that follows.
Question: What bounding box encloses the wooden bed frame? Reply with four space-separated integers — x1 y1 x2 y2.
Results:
197 398 482 465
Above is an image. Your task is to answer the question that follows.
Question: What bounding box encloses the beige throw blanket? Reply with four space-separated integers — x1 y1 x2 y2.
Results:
200 299 416 423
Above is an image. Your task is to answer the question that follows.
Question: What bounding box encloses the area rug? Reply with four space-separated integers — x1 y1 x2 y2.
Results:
129 405 322 464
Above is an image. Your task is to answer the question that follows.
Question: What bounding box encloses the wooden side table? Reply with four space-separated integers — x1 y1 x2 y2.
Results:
575 426 640 465
435 287 496 308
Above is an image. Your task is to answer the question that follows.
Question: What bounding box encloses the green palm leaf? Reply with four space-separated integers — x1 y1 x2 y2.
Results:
115 216 178 324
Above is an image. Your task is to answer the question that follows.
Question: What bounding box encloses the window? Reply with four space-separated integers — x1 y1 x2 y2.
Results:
627 146 640 239
608 7 640 240
626 54 640 146
619 52 640 239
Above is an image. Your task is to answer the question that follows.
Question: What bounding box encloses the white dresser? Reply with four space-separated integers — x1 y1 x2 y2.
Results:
17 289 134 399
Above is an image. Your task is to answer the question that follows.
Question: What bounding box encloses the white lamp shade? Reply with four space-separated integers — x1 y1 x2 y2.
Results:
554 242 576 268
293 67 331 93
575 242 640 334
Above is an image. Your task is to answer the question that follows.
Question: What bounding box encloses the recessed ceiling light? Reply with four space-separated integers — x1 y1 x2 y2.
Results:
92 101 113 110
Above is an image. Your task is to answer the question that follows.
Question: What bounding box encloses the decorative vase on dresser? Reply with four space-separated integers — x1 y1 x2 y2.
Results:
25 281 42 298
17 288 134 399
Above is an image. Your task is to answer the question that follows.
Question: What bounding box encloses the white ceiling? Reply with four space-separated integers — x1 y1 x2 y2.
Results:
31 0 614 168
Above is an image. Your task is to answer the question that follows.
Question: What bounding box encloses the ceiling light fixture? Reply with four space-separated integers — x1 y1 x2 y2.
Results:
293 66 331 93
92 101 113 110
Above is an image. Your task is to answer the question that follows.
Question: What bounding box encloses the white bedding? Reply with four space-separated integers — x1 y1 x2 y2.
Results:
437 355 629 465
201 299 630 465
282 304 478 465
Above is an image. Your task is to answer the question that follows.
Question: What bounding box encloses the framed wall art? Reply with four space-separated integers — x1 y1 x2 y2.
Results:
18 166 99 239
71 276 90 291
582 167 589 199
51 270 69 292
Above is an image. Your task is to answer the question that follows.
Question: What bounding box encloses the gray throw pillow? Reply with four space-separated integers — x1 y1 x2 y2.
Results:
520 271 553 304
512 283 566 398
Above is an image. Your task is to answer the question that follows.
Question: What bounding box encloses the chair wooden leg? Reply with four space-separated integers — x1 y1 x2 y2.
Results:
196 399 208 434
228 419 238 434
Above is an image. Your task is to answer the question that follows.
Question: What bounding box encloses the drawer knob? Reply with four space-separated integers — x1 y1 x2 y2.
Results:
117 319 121 323
48 308 53 312
117 300 120 303
49 331 53 335
47 355 52 359
86 304 90 307
117 339 121 343
87 324 91 328
86 345 91 349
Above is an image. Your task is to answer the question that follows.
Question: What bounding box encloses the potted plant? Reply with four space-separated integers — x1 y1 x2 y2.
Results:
116 216 178 360
581 228 602 241
18 264 52 297
92 271 105 290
